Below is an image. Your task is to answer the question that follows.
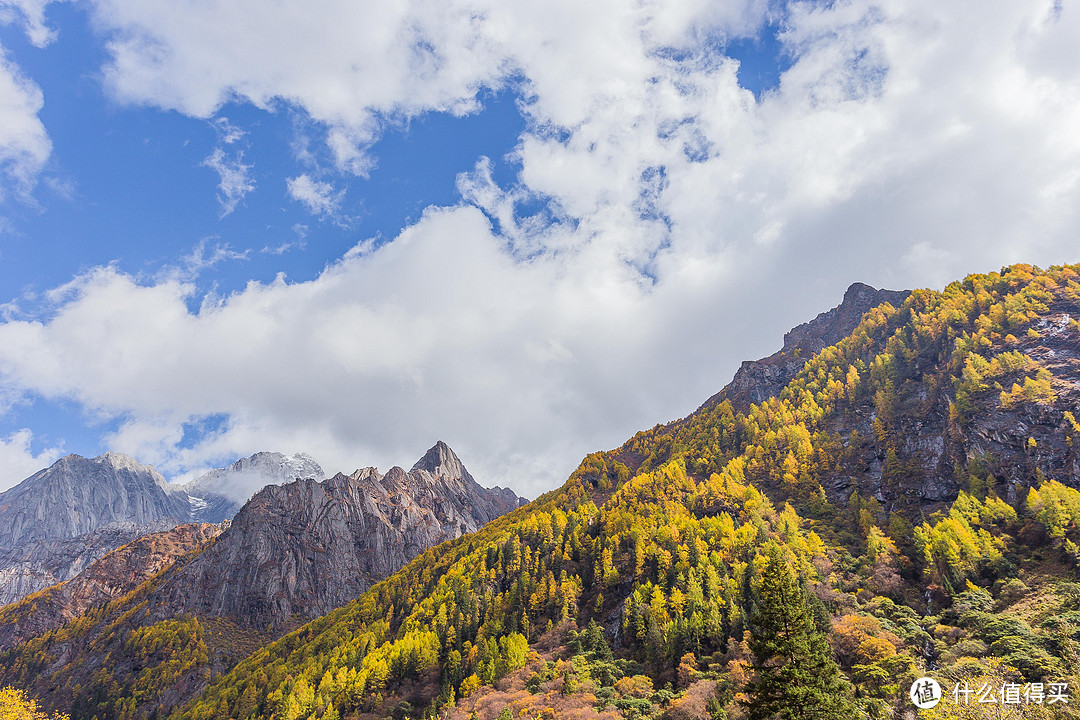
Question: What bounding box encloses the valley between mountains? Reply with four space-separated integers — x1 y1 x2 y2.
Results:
4 263 1080 720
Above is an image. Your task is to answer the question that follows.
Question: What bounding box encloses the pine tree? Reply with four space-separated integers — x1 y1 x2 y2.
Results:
743 545 857 720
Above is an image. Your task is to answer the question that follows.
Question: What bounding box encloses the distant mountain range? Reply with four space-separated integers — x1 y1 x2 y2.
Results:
0 440 524 716
0 444 517 607
144 441 524 631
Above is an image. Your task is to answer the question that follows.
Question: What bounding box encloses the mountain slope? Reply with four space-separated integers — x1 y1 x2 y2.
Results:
702 281 910 412
0 523 221 650
163 263 1080 720
0 452 189 549
0 451 327 606
0 521 181 607
153 442 522 630
0 442 524 718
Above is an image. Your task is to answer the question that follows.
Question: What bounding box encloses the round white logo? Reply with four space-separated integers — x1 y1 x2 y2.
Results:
910 677 942 709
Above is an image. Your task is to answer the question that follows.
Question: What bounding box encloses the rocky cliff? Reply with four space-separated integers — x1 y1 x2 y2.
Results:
696 278 1079 516
0 451 329 606
0 521 181 607
0 453 193 605
0 441 525 717
809 299 1080 514
0 452 190 549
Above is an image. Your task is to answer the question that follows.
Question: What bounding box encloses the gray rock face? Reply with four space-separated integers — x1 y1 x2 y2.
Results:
0 521 179 607
0 451 324 607
180 451 324 523
0 445 522 617
703 282 911 412
156 442 523 629
0 453 194 605
0 452 190 549
700 289 1080 517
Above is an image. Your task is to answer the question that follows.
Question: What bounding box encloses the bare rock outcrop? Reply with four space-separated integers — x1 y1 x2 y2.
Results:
0 453 193 604
0 452 189 549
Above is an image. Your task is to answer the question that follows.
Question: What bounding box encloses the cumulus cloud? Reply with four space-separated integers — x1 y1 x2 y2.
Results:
86 0 1075 286
201 147 254 216
0 428 62 491
0 205 749 494
1 0 1080 494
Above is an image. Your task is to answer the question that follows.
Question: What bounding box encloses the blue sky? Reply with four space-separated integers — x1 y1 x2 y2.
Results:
0 0 1076 494
0 3 531 299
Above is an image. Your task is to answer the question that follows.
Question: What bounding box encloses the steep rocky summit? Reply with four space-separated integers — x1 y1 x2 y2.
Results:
0 451 328 606
0 453 192 605
0 452 189 549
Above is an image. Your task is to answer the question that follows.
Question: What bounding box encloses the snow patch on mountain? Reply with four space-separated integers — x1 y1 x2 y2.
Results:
179 451 325 522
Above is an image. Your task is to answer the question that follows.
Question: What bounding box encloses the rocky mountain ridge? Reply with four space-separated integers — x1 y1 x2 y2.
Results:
811 296 1080 513
154 441 523 629
0 520 180 607
703 282 910 412
0 452 189 550
0 441 525 718
0 451 325 606
0 453 194 605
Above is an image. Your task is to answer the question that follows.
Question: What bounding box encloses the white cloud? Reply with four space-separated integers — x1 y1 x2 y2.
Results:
201 146 254 216
2 0 1080 495
211 116 245 144
177 237 249 277
0 0 61 47
0 206 740 495
261 239 305 255
67 0 1080 288
0 44 49 200
286 173 344 218
0 428 62 491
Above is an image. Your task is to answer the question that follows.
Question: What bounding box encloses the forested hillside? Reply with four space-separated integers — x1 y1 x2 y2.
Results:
7 263 1080 720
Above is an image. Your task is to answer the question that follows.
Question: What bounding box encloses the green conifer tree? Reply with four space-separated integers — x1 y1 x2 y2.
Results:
743 545 857 720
